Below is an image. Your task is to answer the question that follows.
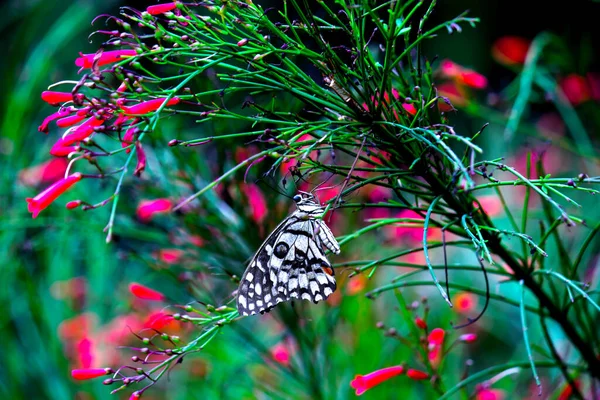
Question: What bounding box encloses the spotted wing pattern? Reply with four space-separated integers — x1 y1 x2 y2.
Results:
237 194 340 316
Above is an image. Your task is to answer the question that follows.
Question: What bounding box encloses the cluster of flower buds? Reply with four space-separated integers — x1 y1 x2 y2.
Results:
29 43 184 219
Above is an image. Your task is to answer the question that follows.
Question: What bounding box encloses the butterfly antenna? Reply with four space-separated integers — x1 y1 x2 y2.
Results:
255 176 293 199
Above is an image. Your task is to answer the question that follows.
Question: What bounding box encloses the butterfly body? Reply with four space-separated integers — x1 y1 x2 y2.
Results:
237 192 340 316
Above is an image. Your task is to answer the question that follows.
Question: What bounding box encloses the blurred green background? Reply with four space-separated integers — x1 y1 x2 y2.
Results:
1 0 599 399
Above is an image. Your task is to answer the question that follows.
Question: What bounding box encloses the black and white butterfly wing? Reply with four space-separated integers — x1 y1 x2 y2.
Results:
237 200 340 316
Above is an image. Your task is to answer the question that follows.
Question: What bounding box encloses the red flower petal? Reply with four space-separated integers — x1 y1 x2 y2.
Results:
136 198 173 222
560 74 591 106
406 369 429 380
26 173 83 218
129 283 165 301
121 97 180 115
71 368 111 380
492 36 530 66
459 333 478 343
415 317 427 330
147 2 178 15
56 114 86 128
41 91 72 105
75 49 138 69
428 328 445 346
350 366 404 396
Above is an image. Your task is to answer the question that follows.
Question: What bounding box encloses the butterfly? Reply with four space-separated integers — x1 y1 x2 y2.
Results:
237 191 340 316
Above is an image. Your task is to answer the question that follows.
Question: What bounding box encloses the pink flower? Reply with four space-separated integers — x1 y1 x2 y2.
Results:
459 333 478 343
18 158 69 187
560 74 591 105
428 328 445 346
49 142 78 157
243 184 267 224
41 91 72 105
492 36 530 66
402 102 417 115
350 366 405 396
134 142 146 177
153 248 184 264
475 387 506 400
121 97 180 115
476 195 503 217
454 292 477 314
143 311 180 333
147 2 178 15
26 173 83 218
406 369 429 380
122 125 138 153
38 107 75 133
71 368 111 380
56 114 86 128
459 71 488 89
438 59 487 89
270 343 291 366
75 49 138 69
437 82 466 110
136 198 173 222
346 274 368 295
76 337 95 368
60 116 106 146
129 283 165 301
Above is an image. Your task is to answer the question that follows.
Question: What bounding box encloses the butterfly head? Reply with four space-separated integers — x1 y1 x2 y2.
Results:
293 191 323 215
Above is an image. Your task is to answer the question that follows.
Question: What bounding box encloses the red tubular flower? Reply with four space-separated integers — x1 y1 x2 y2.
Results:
60 116 105 146
560 74 591 105
18 158 69 187
475 387 506 400
270 343 291 366
134 142 146 177
122 125 138 153
56 114 86 128
75 49 138 69
415 317 427 330
428 328 445 346
406 369 429 380
459 71 488 89
121 97 180 115
41 91 72 105
492 36 530 66
49 140 78 157
65 200 82 210
71 368 111 380
459 333 478 343
144 311 176 330
136 198 173 222
402 103 417 115
350 366 405 396
38 107 75 133
454 292 477 314
147 2 178 15
76 337 95 368
557 380 580 400
243 184 267 224
129 283 166 301
153 248 184 264
26 173 83 218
